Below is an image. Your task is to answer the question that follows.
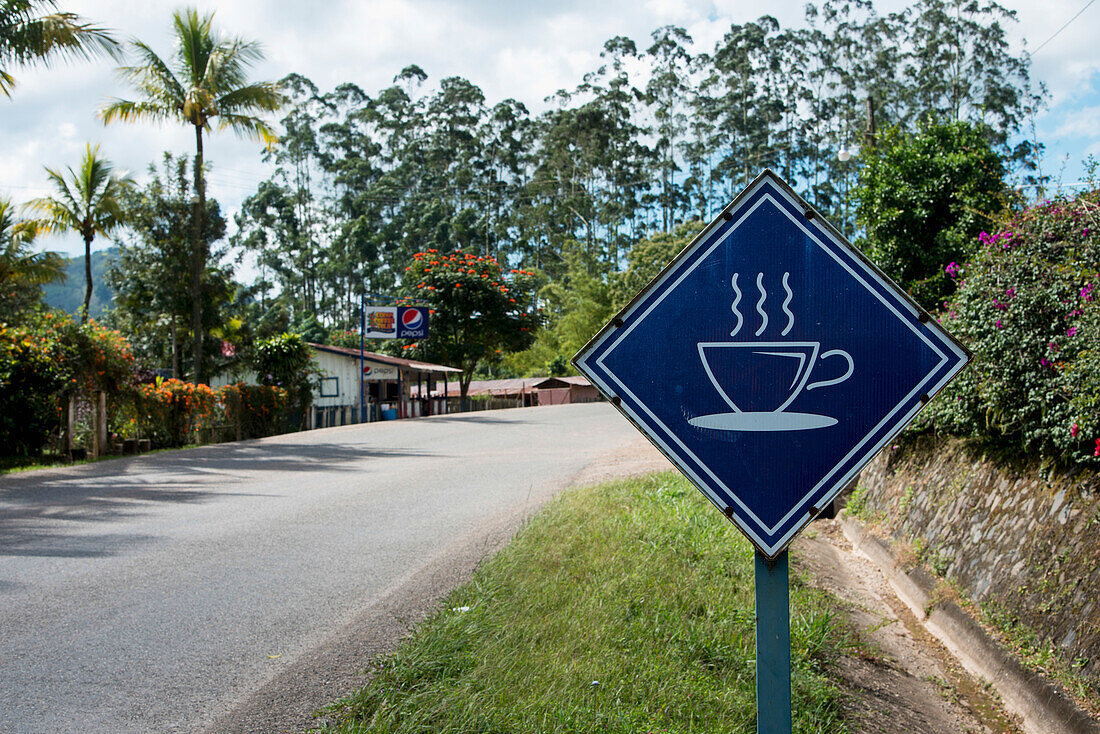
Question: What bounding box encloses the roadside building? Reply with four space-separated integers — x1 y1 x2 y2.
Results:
211 344 461 429
412 375 599 411
531 375 600 405
308 343 461 426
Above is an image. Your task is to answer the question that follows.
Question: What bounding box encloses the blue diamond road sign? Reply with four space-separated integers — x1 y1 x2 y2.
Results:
573 170 970 558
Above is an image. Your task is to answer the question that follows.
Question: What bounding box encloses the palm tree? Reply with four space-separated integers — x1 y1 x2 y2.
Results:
27 143 132 323
0 0 121 97
101 7 285 383
0 197 66 319
0 197 65 286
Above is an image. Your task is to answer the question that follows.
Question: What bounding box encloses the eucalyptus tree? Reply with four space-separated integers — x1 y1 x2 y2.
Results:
27 143 132 322
645 25 694 232
0 0 120 96
902 0 1039 160
706 17 787 201
102 7 285 382
478 97 535 261
235 73 335 322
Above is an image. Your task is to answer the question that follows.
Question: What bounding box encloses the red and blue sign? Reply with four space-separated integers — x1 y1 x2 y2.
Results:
573 170 970 558
397 307 429 339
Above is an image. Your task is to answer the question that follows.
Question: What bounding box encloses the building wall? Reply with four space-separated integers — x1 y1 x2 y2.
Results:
313 350 364 408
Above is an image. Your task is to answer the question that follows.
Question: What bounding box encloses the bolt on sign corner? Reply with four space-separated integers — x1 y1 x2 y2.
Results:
573 169 970 558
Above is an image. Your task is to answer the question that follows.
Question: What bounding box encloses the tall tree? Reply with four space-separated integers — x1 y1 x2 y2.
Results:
645 26 693 232
107 154 230 376
101 7 285 383
0 0 120 96
27 143 131 322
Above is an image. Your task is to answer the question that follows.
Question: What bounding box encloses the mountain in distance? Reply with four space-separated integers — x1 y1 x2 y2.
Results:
42 247 118 317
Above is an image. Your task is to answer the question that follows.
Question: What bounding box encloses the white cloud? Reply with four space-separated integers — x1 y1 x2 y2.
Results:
3 0 1099 262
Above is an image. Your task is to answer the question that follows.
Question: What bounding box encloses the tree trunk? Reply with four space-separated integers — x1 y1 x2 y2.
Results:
191 124 206 385
81 232 93 324
171 315 179 379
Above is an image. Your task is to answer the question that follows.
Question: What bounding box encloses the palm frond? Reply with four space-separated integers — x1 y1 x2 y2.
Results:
1 5 122 66
114 40 184 105
173 7 214 87
0 69 15 97
217 81 286 115
216 112 278 145
100 98 174 126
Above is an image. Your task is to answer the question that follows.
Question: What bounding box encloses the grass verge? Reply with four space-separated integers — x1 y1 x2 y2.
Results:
311 472 856 733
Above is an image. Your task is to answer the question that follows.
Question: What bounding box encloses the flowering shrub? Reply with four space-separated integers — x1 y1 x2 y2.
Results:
920 191 1100 466
328 330 361 349
220 382 290 439
0 313 75 454
133 378 218 448
0 312 138 455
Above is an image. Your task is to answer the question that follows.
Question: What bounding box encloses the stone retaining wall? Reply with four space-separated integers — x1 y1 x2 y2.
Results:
856 435 1100 680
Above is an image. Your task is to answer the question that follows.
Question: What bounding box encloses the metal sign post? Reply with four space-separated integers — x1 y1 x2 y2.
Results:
755 550 791 733
572 169 971 733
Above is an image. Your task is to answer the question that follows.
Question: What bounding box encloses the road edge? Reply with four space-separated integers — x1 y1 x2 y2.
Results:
837 510 1100 734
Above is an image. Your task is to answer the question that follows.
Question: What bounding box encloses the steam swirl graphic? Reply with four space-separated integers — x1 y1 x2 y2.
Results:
730 274 744 337
754 273 768 336
729 272 795 337
781 272 794 336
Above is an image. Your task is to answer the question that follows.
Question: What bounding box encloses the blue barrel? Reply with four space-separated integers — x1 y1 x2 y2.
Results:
382 408 398 421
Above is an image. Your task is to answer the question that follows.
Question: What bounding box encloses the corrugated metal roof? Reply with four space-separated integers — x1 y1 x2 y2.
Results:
309 343 462 373
532 375 592 389
411 375 591 397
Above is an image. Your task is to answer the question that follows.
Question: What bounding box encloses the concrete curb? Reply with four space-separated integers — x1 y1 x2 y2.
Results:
838 510 1100 734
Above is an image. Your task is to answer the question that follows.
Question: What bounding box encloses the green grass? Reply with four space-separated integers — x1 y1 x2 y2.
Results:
312 472 856 733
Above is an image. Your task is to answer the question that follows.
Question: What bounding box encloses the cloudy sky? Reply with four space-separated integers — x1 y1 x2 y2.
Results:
3 0 1099 260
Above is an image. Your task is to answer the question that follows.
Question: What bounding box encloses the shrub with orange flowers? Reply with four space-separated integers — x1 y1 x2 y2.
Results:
397 249 541 405
134 378 218 448
1 311 137 456
219 382 290 440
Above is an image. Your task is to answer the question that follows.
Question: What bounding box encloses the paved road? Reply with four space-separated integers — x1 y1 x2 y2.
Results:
0 403 645 733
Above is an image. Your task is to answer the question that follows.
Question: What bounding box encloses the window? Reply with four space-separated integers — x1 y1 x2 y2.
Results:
319 376 339 397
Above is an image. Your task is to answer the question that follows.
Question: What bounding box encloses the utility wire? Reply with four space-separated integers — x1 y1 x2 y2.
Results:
1031 0 1096 55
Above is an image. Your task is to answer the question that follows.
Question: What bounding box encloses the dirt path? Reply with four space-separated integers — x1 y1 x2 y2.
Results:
793 519 1021 733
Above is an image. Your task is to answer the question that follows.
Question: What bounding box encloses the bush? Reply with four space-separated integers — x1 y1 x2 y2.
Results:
0 312 136 456
134 378 218 448
0 314 74 455
920 191 1100 466
220 382 290 439
252 332 316 428
855 121 1008 308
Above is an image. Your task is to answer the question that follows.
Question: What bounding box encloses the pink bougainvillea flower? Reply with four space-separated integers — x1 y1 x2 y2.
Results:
1071 423 1079 438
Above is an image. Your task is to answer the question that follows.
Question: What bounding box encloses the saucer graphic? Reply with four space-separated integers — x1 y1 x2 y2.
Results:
689 341 853 432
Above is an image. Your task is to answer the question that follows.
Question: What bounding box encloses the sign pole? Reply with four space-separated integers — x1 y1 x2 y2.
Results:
359 293 366 423
755 549 791 734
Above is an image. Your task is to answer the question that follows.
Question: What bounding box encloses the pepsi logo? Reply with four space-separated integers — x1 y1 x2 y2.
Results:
402 308 424 329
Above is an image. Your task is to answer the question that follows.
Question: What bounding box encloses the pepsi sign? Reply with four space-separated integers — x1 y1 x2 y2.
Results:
573 170 970 558
397 307 429 339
